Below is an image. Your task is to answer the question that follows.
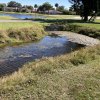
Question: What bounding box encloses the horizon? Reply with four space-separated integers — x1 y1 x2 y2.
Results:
0 0 71 9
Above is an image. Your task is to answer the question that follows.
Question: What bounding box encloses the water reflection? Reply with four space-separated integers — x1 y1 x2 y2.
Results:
0 36 80 76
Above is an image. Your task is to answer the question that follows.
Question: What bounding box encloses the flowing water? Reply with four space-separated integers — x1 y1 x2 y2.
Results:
0 36 81 76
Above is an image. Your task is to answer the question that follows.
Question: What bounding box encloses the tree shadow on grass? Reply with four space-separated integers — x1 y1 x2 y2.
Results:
34 18 82 23
34 18 100 25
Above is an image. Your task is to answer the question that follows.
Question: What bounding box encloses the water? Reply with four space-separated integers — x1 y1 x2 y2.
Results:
0 36 80 76
0 13 45 19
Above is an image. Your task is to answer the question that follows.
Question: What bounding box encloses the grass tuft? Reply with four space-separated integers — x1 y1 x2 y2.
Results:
0 45 100 99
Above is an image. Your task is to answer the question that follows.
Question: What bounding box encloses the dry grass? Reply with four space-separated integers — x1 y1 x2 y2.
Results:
0 22 46 46
0 45 100 99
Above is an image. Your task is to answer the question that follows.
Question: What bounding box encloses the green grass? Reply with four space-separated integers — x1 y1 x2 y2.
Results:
35 14 100 30
73 20 100 30
0 22 47 46
0 13 99 30
0 11 37 15
0 14 100 99
0 22 41 30
0 16 16 20
0 45 100 99
45 15 78 19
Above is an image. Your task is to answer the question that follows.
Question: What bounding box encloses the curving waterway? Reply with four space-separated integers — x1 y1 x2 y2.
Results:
0 36 81 76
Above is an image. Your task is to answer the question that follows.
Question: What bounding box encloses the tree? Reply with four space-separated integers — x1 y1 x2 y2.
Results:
7 1 22 8
27 6 33 10
57 6 65 12
55 3 59 10
37 5 44 13
43 2 53 13
69 0 100 21
0 4 6 11
69 5 74 11
34 4 38 12
37 2 53 14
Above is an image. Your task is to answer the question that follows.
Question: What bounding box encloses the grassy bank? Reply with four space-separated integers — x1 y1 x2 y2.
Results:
45 19 100 38
44 15 78 19
35 15 100 33
0 16 16 20
0 11 36 15
0 22 46 46
0 45 100 99
0 14 100 99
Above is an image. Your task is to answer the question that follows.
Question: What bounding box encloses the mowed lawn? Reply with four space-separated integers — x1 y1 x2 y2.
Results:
44 15 100 30
0 22 43 30
0 16 16 20
74 19 100 30
45 15 78 19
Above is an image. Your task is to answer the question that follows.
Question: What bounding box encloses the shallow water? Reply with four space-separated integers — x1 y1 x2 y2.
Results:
0 13 45 19
0 36 80 76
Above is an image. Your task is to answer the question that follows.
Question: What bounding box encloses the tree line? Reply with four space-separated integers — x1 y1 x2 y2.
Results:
0 1 75 15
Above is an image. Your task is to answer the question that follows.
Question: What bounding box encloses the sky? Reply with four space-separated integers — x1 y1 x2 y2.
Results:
0 0 71 9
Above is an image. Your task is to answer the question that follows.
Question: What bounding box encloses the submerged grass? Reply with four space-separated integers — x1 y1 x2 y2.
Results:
0 45 100 99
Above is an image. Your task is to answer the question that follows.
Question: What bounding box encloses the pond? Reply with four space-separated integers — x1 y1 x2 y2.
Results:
0 13 45 19
0 36 81 76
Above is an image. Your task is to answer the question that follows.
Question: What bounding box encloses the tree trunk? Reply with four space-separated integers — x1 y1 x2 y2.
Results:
84 14 88 21
82 0 89 21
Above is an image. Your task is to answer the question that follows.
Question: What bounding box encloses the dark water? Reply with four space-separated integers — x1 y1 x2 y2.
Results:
0 13 45 19
0 36 80 76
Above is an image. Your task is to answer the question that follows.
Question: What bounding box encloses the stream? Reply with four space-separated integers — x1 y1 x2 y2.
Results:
0 36 81 76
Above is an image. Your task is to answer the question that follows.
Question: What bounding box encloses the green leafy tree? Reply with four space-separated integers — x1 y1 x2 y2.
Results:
34 4 38 12
57 6 65 12
0 4 5 11
42 2 53 13
7 1 22 8
37 2 53 14
27 6 33 10
69 0 100 21
55 3 59 10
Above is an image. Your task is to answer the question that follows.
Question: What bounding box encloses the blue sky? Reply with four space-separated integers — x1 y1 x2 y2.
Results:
0 0 71 9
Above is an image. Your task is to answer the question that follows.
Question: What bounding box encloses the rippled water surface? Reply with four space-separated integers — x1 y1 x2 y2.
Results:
0 36 80 76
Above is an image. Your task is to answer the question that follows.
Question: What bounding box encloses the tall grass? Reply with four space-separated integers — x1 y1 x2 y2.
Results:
0 45 100 99
0 22 47 46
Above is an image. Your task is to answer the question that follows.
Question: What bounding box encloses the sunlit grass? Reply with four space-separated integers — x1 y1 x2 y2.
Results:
0 16 16 20
74 23 100 30
0 13 100 99
0 22 42 30
45 15 78 19
0 45 100 99
0 22 46 46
